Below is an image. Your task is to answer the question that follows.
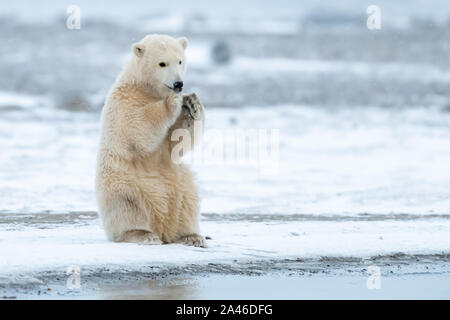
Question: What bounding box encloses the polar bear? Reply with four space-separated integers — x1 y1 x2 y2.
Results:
95 34 206 247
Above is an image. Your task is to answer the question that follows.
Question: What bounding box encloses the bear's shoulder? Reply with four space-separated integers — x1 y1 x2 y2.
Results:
110 84 156 108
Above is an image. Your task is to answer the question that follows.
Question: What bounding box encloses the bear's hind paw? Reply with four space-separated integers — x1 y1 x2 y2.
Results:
119 230 163 245
176 233 207 248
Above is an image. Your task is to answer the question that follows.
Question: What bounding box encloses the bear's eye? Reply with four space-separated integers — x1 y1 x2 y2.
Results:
179 60 182 65
159 62 167 67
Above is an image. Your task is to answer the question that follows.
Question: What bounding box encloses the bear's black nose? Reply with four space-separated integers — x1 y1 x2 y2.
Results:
173 81 183 90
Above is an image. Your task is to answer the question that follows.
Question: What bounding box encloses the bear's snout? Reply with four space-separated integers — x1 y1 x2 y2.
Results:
173 81 183 92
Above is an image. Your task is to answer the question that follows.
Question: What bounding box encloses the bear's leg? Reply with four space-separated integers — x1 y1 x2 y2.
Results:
171 185 206 248
117 229 162 245
99 190 163 245
166 94 206 248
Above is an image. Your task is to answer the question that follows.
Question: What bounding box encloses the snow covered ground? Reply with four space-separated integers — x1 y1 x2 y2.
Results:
1 212 450 275
1 0 450 298
1 103 449 298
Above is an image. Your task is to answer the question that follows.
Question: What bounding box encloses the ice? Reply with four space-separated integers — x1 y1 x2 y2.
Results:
1 214 449 276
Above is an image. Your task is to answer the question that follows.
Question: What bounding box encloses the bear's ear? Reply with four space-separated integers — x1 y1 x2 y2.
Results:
178 37 188 50
133 43 145 57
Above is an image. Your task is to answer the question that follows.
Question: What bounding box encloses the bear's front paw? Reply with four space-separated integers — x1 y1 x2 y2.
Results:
182 93 203 121
176 233 207 248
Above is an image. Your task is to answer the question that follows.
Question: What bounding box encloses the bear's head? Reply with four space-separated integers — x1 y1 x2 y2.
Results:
126 34 188 98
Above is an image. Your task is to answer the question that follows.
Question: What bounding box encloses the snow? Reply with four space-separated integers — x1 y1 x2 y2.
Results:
1 103 450 215
3 0 450 29
1 0 450 281
230 58 450 82
1 215 449 276
1 102 450 277
198 105 450 215
0 92 45 110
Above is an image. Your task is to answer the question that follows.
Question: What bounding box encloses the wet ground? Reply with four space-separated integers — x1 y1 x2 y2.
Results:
100 273 450 300
2 254 449 299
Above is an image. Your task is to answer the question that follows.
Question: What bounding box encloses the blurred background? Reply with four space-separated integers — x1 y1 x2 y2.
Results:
1 0 450 216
